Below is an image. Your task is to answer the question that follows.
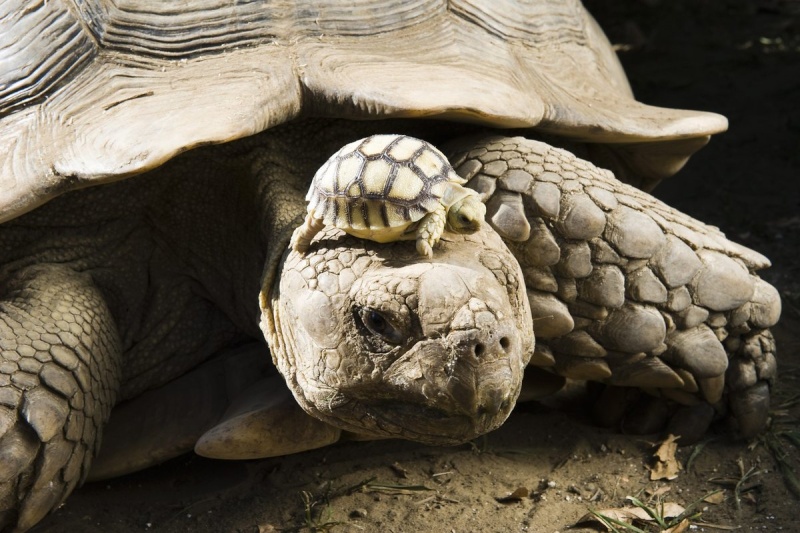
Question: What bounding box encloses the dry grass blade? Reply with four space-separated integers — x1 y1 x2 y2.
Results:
757 387 800 499
389 462 409 478
584 508 649 533
360 481 433 495
592 491 729 533
708 459 763 510
343 477 377 495
299 490 341 533
578 495 700 532
734 459 763 510
625 496 681 529
762 428 800 498
779 428 800 448
691 521 742 530
664 518 690 533
685 438 716 473
776 393 800 411
468 434 490 454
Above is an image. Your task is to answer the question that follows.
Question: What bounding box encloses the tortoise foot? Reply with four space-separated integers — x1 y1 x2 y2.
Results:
0 265 121 532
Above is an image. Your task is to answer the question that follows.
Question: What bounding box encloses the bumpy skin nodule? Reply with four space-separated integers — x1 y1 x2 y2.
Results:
448 135 781 440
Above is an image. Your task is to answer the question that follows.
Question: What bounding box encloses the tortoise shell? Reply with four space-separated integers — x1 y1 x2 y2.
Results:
0 0 727 224
307 135 465 232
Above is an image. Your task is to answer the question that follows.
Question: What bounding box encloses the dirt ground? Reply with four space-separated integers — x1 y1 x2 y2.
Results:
32 1 800 532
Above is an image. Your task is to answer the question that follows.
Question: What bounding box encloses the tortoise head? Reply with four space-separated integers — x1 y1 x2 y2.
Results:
259 225 533 445
446 189 486 234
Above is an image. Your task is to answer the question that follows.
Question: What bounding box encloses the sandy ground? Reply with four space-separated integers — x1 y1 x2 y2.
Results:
32 1 800 532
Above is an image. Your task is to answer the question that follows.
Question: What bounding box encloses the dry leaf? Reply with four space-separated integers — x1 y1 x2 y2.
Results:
741 491 758 505
622 498 686 520
606 506 652 520
575 501 686 530
649 501 686 518
574 507 648 530
647 485 672 498
495 487 530 503
703 490 726 504
665 518 691 533
650 434 682 481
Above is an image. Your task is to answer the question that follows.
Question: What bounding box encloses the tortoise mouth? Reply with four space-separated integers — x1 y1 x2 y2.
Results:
349 398 513 446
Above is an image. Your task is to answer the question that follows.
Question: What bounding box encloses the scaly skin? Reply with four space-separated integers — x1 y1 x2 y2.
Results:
0 120 782 531
262 226 532 444
448 135 781 441
0 266 120 531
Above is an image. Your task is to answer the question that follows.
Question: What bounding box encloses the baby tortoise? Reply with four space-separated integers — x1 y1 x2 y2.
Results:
291 134 486 257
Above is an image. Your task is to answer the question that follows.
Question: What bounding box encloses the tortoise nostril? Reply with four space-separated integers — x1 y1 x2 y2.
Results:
472 338 511 358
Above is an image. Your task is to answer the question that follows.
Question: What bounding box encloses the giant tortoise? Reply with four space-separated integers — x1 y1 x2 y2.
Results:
0 0 782 531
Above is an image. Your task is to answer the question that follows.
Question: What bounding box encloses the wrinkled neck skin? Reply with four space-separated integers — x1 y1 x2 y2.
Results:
260 225 534 445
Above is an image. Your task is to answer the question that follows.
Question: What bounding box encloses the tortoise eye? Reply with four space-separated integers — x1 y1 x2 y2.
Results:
356 307 404 345
365 310 387 333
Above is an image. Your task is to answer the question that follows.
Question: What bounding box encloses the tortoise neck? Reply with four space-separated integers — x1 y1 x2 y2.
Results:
252 151 310 308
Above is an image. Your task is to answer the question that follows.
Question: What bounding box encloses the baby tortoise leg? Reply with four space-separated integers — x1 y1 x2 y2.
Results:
415 205 447 258
0 265 121 532
447 135 781 443
290 212 325 253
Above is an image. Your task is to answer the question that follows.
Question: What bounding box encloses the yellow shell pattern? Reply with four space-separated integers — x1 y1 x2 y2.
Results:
307 134 465 232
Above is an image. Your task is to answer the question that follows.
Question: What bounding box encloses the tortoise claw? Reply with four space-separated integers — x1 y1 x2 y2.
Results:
416 238 433 258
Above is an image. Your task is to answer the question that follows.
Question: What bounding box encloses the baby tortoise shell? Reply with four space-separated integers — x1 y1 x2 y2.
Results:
291 134 486 257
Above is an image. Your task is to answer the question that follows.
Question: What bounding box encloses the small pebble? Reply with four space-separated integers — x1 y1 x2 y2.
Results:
350 508 368 519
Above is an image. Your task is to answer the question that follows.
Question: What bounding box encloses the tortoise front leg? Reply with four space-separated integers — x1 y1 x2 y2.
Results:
447 136 781 443
0 265 121 532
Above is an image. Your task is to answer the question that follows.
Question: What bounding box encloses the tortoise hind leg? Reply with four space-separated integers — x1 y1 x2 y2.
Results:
0 264 121 532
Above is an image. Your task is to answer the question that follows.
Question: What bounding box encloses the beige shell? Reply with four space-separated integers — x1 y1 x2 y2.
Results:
307 134 465 233
0 0 727 224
